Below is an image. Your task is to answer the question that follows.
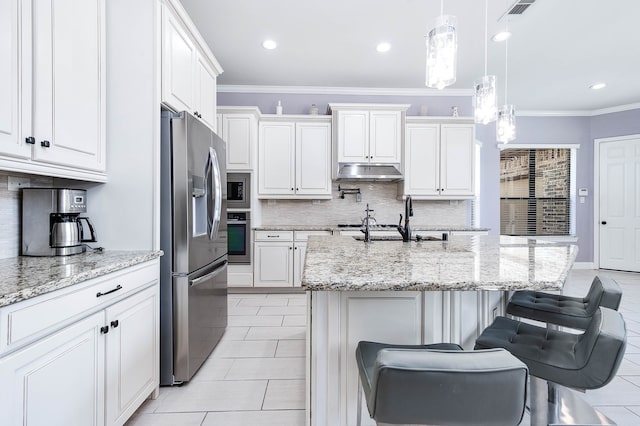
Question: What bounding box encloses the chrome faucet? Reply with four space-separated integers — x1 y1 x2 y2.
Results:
362 204 373 242
397 195 413 242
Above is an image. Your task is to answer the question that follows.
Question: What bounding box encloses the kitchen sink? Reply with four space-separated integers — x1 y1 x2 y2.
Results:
352 234 442 242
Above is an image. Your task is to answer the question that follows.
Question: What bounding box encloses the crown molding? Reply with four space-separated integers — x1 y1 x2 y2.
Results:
517 110 592 117
590 102 640 116
217 84 474 97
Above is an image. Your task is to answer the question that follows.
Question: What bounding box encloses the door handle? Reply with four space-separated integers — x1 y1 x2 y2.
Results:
601 221 607 225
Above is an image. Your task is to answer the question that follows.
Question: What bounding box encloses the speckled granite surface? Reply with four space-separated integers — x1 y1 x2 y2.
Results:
302 235 577 291
0 250 163 307
254 225 489 232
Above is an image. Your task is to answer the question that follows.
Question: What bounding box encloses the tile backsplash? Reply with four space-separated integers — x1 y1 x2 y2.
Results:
0 171 53 259
260 182 469 226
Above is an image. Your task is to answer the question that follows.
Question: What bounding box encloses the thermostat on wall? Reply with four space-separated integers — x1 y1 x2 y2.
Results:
578 188 589 196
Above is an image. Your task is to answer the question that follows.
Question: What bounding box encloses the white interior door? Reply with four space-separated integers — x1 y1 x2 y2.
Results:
599 136 640 272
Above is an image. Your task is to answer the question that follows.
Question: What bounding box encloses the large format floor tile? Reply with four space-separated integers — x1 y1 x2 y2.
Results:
154 380 268 412
263 379 306 410
126 412 206 426
201 410 305 426
225 357 305 380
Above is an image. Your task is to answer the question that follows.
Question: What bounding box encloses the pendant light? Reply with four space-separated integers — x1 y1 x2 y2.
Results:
473 0 497 124
496 24 516 142
425 0 457 90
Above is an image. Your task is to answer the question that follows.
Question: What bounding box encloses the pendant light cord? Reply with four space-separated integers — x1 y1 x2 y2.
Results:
504 23 509 104
484 0 488 75
441 0 444 15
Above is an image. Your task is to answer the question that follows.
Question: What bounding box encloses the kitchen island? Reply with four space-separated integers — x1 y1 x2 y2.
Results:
302 235 578 426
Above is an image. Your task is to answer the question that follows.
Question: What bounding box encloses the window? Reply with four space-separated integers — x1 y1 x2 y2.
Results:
500 147 575 236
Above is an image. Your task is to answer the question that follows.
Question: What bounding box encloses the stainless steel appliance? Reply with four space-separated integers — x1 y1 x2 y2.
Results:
160 111 228 385
21 188 97 256
228 212 250 264
227 172 250 209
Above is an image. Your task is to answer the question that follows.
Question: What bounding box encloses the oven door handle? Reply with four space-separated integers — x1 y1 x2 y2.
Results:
227 220 247 224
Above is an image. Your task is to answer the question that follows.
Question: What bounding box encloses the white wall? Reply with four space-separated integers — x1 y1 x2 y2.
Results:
63 0 160 251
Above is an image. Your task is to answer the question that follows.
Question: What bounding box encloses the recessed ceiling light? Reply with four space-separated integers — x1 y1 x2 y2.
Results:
376 42 391 53
590 82 607 90
262 39 277 50
492 31 512 42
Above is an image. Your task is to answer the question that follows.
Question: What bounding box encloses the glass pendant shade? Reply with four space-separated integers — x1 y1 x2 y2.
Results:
425 15 457 90
473 75 497 124
496 105 516 142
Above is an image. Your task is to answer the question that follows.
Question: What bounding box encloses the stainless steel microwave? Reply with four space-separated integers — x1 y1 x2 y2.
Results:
227 172 250 209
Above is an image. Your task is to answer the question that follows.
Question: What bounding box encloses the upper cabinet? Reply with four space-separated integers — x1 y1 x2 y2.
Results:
330 104 409 165
0 0 106 182
258 117 332 199
403 118 476 199
217 107 260 171
161 0 222 131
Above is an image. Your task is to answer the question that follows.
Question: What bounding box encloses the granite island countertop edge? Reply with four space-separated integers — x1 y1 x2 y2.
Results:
0 250 163 308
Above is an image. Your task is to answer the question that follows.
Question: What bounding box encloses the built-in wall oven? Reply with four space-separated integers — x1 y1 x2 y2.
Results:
227 173 250 209
228 212 250 264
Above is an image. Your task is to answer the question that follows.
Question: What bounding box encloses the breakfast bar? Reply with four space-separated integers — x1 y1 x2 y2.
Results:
302 235 578 426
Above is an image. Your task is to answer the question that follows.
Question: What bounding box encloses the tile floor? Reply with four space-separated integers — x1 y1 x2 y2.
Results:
127 268 640 426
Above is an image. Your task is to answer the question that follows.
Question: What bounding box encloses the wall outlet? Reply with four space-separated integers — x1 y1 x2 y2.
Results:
8 176 31 191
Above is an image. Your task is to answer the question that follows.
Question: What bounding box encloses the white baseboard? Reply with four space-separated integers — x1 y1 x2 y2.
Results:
573 262 596 270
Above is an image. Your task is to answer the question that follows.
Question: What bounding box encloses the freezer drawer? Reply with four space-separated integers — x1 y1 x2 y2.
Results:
172 260 228 383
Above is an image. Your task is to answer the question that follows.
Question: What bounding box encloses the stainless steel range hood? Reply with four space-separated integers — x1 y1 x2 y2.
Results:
336 163 403 181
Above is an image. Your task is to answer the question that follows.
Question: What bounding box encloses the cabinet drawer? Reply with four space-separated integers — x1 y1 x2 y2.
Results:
0 261 158 355
255 231 294 241
294 230 332 241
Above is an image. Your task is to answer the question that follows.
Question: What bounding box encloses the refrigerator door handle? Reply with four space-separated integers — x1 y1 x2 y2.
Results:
206 146 222 240
189 260 228 286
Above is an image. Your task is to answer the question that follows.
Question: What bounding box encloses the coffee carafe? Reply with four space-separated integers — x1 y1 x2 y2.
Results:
22 188 98 256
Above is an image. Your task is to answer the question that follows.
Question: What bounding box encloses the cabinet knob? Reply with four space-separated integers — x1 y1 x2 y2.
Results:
100 326 109 334
291 188 294 191
296 188 299 191
25 136 35 144
40 140 50 148
601 221 607 225
289 246 292 250
110 320 119 328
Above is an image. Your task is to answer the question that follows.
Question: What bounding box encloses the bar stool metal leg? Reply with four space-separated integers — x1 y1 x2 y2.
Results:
357 373 363 426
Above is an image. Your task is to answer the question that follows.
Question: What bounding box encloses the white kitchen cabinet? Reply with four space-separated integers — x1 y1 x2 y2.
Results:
217 107 260 170
161 1 222 130
254 230 331 287
0 0 106 181
105 285 159 426
330 104 409 165
0 260 160 426
403 120 476 199
258 118 331 198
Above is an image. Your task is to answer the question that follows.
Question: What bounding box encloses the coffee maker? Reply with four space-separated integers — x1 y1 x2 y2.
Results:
21 188 97 256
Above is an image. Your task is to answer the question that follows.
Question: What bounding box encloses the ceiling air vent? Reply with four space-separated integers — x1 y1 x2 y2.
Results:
500 0 537 20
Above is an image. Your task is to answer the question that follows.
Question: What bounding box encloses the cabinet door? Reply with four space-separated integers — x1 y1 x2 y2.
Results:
0 0 30 159
440 124 475 196
296 122 331 195
195 54 217 130
293 242 308 287
254 242 293 286
337 110 369 162
224 114 256 170
105 285 159 426
31 0 105 172
404 124 440 196
162 5 196 113
0 312 105 426
258 122 295 195
369 110 401 163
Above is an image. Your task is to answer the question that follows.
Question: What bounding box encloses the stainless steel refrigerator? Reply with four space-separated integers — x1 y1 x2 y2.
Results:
160 111 228 385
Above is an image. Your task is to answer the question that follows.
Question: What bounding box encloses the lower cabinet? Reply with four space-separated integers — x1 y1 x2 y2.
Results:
0 260 159 426
254 230 331 287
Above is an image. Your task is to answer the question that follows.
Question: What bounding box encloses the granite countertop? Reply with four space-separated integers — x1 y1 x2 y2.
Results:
254 225 489 232
0 250 163 308
302 235 577 292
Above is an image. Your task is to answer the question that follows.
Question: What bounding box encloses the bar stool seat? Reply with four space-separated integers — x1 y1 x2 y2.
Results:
475 307 626 390
355 341 528 426
507 276 622 329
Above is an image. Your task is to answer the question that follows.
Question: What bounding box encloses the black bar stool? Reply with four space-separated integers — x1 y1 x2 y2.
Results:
507 276 622 329
355 341 528 426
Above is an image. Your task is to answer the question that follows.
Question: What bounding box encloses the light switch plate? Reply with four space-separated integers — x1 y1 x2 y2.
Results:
8 176 31 191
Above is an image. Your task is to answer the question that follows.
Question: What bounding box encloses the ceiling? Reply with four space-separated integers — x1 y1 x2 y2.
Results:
180 0 640 112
